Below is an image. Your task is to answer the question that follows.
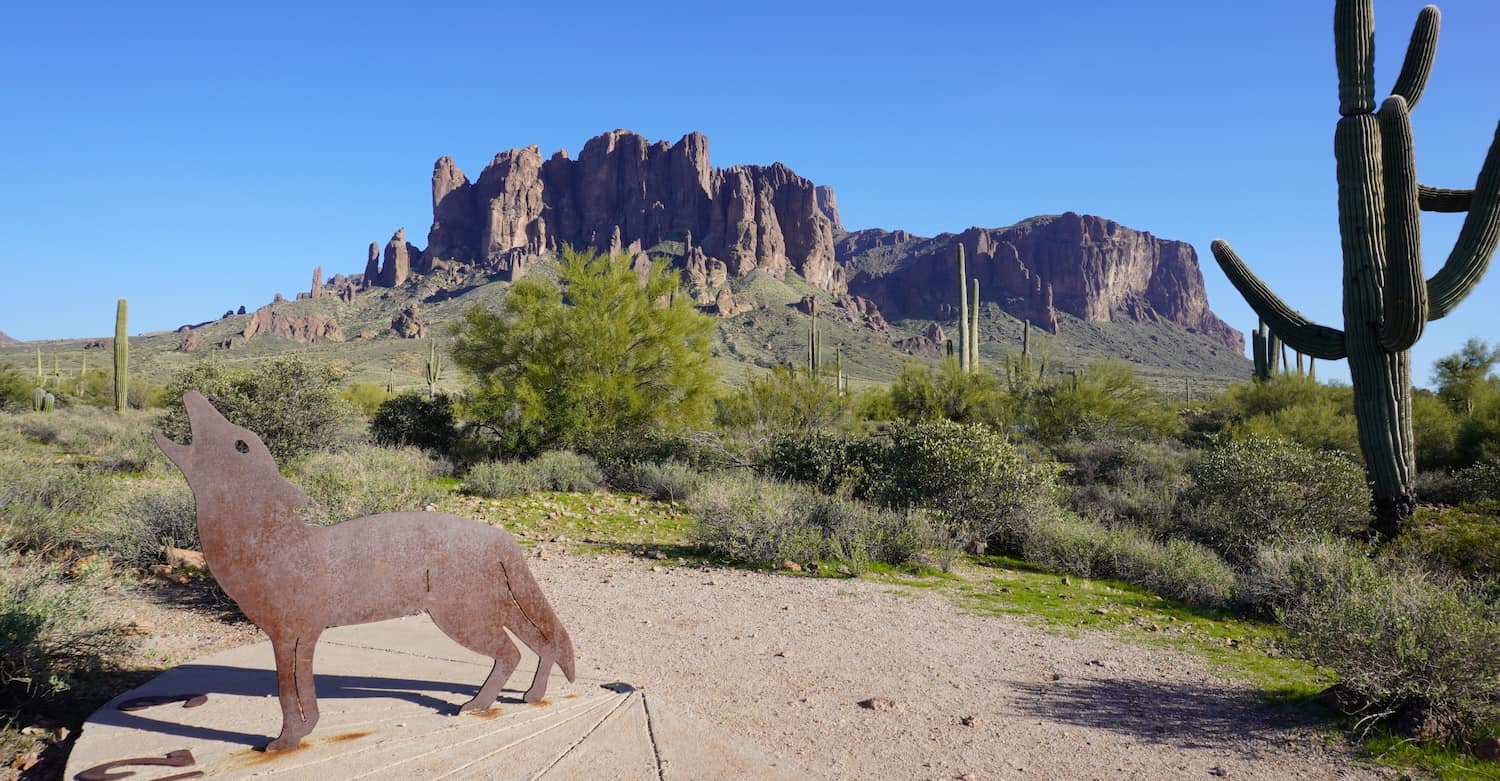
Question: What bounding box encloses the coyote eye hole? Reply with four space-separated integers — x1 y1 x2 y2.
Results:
234 440 249 454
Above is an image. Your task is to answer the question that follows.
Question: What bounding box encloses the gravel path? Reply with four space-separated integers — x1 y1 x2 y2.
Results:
526 552 1392 781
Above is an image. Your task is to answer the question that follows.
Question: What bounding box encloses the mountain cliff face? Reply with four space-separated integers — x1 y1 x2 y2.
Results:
409 129 844 294
354 130 1241 352
839 213 1243 351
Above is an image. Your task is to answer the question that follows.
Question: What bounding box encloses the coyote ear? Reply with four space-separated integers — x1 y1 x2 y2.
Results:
153 431 191 470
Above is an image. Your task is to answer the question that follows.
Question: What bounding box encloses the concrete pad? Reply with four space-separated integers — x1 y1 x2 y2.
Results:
65 614 813 780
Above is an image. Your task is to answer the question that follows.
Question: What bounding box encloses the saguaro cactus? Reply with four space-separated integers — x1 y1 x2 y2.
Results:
956 244 969 373
114 298 129 412
425 340 444 399
970 278 981 372
1212 0 1500 536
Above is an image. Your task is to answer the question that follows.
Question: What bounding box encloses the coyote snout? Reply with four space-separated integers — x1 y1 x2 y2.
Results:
155 391 576 752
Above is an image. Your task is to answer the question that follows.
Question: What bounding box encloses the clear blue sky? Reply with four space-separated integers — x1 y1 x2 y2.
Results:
2 0 1496 387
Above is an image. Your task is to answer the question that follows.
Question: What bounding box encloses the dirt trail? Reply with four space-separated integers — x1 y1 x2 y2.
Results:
529 552 1391 781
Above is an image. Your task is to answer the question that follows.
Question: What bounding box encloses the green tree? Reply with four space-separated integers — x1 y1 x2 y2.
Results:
1433 338 1500 417
452 247 715 456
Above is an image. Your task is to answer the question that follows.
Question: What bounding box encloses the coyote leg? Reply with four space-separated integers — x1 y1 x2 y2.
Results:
265 632 320 752
523 652 555 703
459 636 521 713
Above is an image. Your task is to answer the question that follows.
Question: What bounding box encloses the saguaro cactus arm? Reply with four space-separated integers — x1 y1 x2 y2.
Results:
1210 240 1348 359
1419 185 1473 212
1425 119 1500 318
1390 5 1440 108
1379 96 1427 351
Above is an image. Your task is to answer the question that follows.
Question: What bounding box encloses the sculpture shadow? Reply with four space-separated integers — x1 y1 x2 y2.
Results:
88 664 512 747
1010 677 1332 759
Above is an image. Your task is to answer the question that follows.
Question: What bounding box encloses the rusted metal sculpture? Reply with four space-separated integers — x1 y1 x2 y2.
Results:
153 392 576 752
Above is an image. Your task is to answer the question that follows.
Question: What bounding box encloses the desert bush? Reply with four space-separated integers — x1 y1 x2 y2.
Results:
1018 361 1181 444
605 460 706 502
462 451 603 499
1383 504 1500 582
687 473 923 570
578 427 743 473
863 420 1058 553
13 407 166 474
290 444 447 526
370 392 459 455
102 478 198 568
1020 511 1234 606
885 360 1009 427
0 364 30 411
1213 375 1361 457
760 428 869 496
160 356 355 462
1234 537 1376 617
714 366 852 434
0 561 134 715
0 455 114 554
340 382 393 417
1176 437 1370 564
1280 564 1500 742
1055 435 1190 531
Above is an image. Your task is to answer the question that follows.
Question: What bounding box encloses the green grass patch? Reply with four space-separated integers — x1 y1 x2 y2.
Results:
1363 732 1500 781
440 490 694 554
867 554 1333 703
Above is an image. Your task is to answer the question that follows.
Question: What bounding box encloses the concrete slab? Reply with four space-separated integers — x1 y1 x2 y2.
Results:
64 615 812 780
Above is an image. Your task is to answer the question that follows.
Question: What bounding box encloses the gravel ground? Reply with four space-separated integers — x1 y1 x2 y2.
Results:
88 553 1399 781
527 552 1394 781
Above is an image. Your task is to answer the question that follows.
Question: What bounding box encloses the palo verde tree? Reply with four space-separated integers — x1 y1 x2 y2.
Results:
1211 0 1500 537
452 246 716 457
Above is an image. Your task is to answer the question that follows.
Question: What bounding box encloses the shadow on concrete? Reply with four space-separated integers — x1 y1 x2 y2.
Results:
1010 677 1332 759
85 665 498 747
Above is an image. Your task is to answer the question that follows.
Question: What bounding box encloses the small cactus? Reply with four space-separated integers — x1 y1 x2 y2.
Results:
424 340 444 399
41 392 55 413
32 386 46 411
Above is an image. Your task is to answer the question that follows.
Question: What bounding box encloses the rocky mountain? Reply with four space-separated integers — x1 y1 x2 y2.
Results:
839 214 1242 350
0 331 16 346
333 129 1239 352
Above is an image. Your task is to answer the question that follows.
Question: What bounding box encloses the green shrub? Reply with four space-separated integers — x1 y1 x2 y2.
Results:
160 356 355 462
1416 460 1500 507
761 428 868 496
578 428 743 473
102 477 199 568
0 561 133 714
1176 437 1371 564
0 455 114 554
687 473 924 570
340 382 393 417
1020 511 1234 606
714 366 851 433
1384 505 1500 582
864 420 1058 553
290 444 447 526
370 392 459 455
1212 375 1360 457
1234 537 1376 618
1055 435 1189 531
885 360 1009 427
1018 361 1181 444
606 460 706 502
0 364 30 411
462 451 603 499
1280 565 1500 742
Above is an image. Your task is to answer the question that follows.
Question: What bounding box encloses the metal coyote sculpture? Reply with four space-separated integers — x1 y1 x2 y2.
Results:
154 391 576 752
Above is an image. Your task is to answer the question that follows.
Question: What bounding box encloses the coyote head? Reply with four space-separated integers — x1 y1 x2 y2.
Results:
153 391 308 513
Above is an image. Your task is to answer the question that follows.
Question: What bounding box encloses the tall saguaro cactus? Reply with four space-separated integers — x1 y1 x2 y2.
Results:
956 244 970 373
114 298 129 412
1212 1 1500 537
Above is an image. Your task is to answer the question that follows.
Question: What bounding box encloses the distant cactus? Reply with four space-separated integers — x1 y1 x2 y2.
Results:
77 357 86 397
32 386 46 412
41 392 55 413
969 278 981 372
956 245 969 373
807 297 819 373
114 298 128 412
34 348 42 387
1211 0 1500 536
425 340 444 399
